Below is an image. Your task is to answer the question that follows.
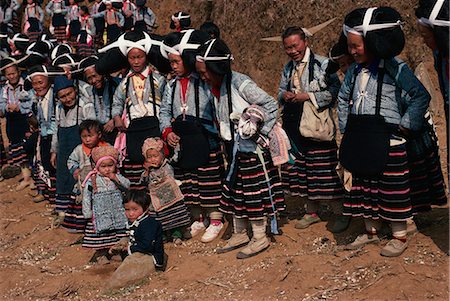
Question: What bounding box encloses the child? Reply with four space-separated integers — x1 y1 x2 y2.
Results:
66 0 81 48
92 0 124 44
133 0 156 33
107 189 164 290
159 30 225 243
23 0 44 42
140 137 190 244
110 31 166 187
45 0 67 43
122 0 135 32
67 119 108 204
90 0 105 49
81 144 129 263
77 6 95 57
50 76 96 231
338 7 430 257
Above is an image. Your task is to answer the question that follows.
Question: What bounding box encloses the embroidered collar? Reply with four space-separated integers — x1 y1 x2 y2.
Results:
127 66 150 78
129 211 149 228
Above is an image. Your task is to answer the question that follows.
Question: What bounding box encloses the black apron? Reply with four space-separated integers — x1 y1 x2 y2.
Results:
107 24 121 42
69 20 81 37
28 17 40 32
125 74 160 164
94 17 105 33
5 111 28 144
339 67 392 178
171 78 211 169
55 105 81 194
52 13 66 27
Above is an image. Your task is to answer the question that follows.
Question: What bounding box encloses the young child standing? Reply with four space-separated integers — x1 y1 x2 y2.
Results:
45 0 67 43
140 137 190 244
77 6 96 57
92 0 124 44
66 0 81 48
81 144 129 263
23 0 44 42
67 119 108 205
90 0 105 49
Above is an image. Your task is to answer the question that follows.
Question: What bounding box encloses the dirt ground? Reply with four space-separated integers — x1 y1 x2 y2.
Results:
0 0 449 300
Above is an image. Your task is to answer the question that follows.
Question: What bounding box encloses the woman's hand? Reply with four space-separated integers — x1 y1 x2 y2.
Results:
50 153 57 168
113 115 126 132
103 119 115 133
167 132 180 148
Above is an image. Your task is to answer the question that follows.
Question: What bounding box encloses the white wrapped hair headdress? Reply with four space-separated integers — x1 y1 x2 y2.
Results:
343 7 403 37
195 39 234 62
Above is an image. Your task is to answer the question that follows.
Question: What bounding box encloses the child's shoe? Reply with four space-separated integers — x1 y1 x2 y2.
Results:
32 194 46 203
190 221 206 237
201 222 223 243
236 236 270 259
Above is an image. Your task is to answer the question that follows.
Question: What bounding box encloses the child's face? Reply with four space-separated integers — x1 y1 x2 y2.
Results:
97 158 116 177
79 8 86 17
347 32 372 65
145 149 163 168
124 200 144 222
69 0 75 5
80 128 101 149
27 0 33 5
168 53 188 77
57 86 77 108
106 3 112 9
127 48 147 73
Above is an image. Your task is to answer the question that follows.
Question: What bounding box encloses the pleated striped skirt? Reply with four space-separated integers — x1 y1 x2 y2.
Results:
7 142 27 166
409 146 447 213
343 143 412 222
121 158 146 189
53 25 67 43
174 149 224 208
282 140 344 201
148 200 191 232
220 150 285 220
62 194 88 233
82 221 127 249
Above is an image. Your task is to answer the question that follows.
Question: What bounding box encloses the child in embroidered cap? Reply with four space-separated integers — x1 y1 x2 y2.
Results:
81 144 129 264
50 76 96 232
140 137 190 244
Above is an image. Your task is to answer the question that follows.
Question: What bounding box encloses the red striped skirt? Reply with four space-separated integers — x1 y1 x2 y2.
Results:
282 141 344 200
220 150 285 220
174 149 224 208
343 142 412 222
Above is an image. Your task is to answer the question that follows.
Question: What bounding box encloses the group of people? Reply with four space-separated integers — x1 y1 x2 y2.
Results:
0 0 448 281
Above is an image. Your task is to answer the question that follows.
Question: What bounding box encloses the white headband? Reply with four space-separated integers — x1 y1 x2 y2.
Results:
99 32 159 56
343 7 403 37
8 34 29 45
171 12 190 21
160 29 201 59
195 39 234 62
26 66 66 80
419 0 450 28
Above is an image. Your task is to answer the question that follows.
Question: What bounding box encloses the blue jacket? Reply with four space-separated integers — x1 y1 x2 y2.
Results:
338 58 430 133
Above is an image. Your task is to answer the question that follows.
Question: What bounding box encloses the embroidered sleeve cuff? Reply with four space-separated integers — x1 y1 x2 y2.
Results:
161 127 173 141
